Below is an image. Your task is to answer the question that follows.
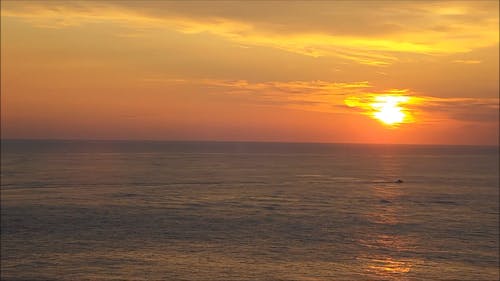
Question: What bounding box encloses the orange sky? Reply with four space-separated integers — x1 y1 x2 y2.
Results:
1 1 498 145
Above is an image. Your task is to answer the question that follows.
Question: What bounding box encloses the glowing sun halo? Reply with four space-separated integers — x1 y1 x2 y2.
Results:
344 93 415 127
370 95 410 126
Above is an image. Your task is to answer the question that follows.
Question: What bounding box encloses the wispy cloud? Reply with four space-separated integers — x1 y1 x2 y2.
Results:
2 1 498 66
414 96 499 123
142 77 499 125
142 77 372 112
452 59 482 64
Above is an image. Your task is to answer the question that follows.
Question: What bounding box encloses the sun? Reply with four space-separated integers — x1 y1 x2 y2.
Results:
344 92 416 126
370 95 410 126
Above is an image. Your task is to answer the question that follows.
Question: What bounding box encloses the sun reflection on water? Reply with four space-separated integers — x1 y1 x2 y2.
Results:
355 157 424 280
361 256 413 274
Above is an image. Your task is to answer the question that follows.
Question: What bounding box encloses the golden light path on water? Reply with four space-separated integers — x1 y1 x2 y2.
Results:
356 156 423 280
344 92 416 127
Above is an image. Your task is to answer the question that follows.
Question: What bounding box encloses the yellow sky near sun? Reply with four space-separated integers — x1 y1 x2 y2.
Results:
1 1 499 144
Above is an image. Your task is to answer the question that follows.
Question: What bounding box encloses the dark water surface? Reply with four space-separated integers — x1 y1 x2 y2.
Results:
1 140 498 280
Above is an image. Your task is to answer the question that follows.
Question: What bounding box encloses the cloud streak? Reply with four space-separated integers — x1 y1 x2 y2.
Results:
142 77 371 112
2 1 498 66
452 59 482 64
142 77 499 125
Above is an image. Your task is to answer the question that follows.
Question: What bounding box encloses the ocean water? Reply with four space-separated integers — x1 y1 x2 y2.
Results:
1 140 498 281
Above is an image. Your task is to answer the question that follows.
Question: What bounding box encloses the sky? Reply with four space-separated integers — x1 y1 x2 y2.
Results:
1 0 499 145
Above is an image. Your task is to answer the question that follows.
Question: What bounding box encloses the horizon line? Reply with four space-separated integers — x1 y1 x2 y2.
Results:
1 138 498 147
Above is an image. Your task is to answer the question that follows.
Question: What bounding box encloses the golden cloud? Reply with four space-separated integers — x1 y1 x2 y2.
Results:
141 77 499 126
141 77 372 113
2 1 498 66
345 90 499 125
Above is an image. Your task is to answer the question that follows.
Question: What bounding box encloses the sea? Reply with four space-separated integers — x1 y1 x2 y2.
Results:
1 140 498 281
